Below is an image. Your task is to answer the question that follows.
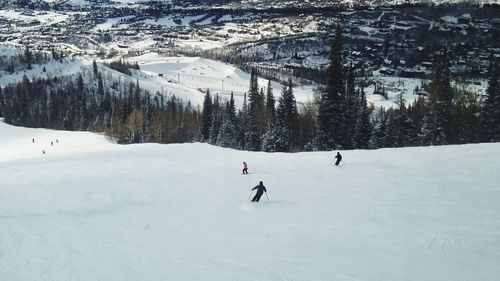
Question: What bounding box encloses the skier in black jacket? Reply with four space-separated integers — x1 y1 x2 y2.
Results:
251 181 267 202
335 152 342 166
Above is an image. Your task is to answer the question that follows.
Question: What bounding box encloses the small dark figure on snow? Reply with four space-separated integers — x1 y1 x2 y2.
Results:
335 152 342 166
56 139 59 143
32 138 35 143
42 150 46 155
242 161 248 174
251 181 267 202
51 141 53 146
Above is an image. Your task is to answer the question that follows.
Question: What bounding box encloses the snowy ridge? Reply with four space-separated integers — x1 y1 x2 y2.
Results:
1 120 499 281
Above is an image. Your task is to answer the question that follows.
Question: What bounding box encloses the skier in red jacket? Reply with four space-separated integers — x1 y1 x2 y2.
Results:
242 161 248 174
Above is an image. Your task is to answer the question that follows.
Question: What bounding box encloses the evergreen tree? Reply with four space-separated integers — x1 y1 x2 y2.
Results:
262 80 277 151
209 94 223 144
24 45 33 70
354 87 372 149
245 68 266 151
133 79 141 109
262 122 278 152
399 113 419 147
97 72 104 104
200 90 212 142
383 94 418 147
407 96 427 133
237 92 249 150
6 58 15 74
76 74 86 129
217 93 239 148
450 86 481 144
62 81 76 131
258 87 267 129
383 109 398 147
423 52 454 145
479 59 500 142
77 74 84 93
369 108 386 149
265 79 276 127
93 60 98 77
274 79 299 152
316 24 347 150
297 100 317 151
344 66 358 149
419 108 433 145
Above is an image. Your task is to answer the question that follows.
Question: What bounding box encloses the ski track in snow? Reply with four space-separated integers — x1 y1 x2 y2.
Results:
0 120 500 281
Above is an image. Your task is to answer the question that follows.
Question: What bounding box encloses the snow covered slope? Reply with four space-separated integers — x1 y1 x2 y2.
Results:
0 48 314 109
1 120 499 281
0 46 424 110
126 53 315 108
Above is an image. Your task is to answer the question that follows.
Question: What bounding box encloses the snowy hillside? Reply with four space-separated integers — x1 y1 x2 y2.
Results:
1 46 423 110
126 53 316 108
1 120 499 281
0 55 88 88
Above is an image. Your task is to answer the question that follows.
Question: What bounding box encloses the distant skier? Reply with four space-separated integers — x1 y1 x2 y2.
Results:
251 181 267 202
42 150 46 155
32 138 35 143
56 139 59 143
242 161 249 174
51 141 53 146
335 152 342 166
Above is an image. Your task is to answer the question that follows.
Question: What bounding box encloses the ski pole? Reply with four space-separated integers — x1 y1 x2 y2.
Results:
248 191 253 200
265 192 269 201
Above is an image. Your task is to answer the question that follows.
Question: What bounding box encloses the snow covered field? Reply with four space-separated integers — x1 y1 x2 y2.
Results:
1 120 499 281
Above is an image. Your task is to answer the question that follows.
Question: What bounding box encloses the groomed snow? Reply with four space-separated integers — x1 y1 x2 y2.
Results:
1 120 499 281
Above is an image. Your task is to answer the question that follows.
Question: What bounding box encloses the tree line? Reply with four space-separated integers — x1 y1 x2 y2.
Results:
0 26 499 151
315 25 500 150
0 68 199 145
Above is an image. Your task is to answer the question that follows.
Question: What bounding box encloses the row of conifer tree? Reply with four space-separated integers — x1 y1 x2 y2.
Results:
0 25 499 151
